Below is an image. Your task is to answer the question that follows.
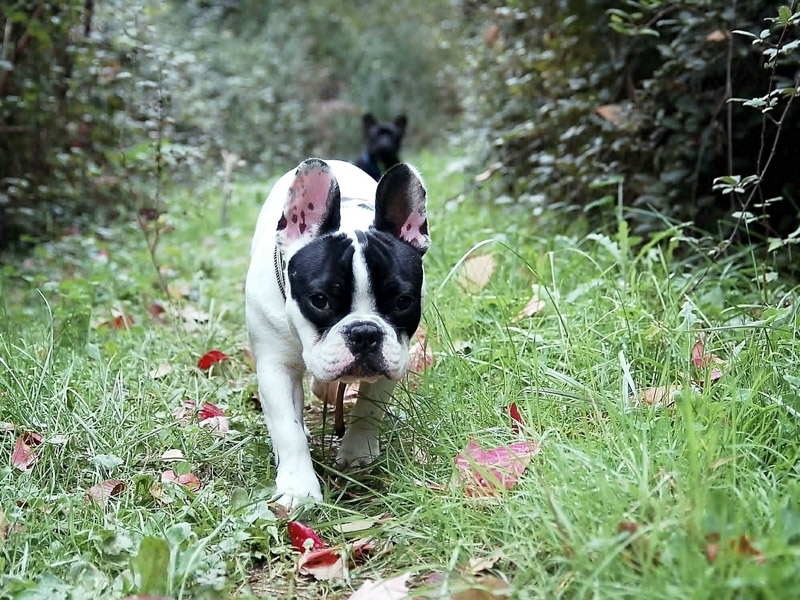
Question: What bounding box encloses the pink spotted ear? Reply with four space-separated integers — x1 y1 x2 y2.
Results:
276 158 341 248
374 163 430 254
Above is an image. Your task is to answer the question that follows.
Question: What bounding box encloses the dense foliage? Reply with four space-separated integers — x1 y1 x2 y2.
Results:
0 0 458 247
462 1 800 245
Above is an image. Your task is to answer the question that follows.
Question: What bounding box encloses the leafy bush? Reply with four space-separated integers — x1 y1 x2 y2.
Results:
462 1 800 242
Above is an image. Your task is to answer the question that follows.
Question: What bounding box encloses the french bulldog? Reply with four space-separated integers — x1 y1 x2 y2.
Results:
245 158 429 508
355 113 407 181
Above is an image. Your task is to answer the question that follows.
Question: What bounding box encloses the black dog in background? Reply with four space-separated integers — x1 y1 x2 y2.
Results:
355 113 407 180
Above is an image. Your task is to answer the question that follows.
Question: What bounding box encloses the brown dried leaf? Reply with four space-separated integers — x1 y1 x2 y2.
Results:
149 363 173 379
595 104 622 125
161 469 201 491
634 386 680 407
468 549 505 574
705 29 729 42
350 572 411 599
458 254 496 293
451 575 512 599
514 293 545 320
85 479 125 507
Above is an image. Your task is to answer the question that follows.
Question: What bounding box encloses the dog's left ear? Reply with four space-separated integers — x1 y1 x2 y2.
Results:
374 163 429 254
394 114 407 137
276 158 341 249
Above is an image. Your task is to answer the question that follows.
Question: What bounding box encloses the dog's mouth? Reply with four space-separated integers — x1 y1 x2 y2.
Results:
334 359 388 383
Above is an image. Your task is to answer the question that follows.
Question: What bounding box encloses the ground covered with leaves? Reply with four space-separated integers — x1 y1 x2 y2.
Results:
1 151 799 598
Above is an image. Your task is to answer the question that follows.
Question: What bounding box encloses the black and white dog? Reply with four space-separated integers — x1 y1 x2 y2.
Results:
245 158 429 508
355 113 407 181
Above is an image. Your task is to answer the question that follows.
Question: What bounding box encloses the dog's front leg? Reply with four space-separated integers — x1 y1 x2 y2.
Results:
335 378 396 468
258 363 322 507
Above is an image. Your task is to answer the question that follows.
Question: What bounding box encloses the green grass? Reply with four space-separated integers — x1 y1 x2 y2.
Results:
1 150 800 598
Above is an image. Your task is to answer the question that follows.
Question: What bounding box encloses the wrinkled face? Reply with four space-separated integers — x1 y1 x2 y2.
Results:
286 230 424 382
275 159 429 384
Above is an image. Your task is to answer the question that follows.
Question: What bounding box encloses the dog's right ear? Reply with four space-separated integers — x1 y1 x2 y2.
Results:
374 163 429 254
276 159 341 249
362 113 377 134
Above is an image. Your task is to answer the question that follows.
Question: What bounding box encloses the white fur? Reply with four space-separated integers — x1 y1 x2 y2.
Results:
245 159 419 509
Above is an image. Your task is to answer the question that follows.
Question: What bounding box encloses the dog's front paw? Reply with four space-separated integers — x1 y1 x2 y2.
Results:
335 435 380 469
274 472 323 509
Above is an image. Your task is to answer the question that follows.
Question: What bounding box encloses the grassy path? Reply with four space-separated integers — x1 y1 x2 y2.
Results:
1 151 799 598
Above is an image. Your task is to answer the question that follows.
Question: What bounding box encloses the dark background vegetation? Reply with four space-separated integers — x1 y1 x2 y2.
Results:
2 0 799 258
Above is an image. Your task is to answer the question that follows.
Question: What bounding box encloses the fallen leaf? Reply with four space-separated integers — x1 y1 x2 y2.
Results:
453 439 539 497
149 363 173 379
199 416 229 435
198 402 224 420
468 549 505 574
334 517 379 534
408 328 433 374
160 449 185 462
595 104 622 125
508 403 523 434
731 535 765 564
197 350 229 371
242 347 256 371
11 432 42 472
147 302 167 324
705 533 765 564
108 314 135 329
691 338 724 381
514 293 545 319
458 254 496 293
705 29 729 42
451 575 512 599
634 386 680 407
85 479 125 507
288 521 327 553
161 470 201 491
350 572 411 599
474 162 502 184
413 478 448 492
705 533 720 562
298 547 343 581
483 23 500 47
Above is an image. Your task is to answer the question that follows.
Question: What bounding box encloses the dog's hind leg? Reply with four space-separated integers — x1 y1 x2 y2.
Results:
335 377 395 468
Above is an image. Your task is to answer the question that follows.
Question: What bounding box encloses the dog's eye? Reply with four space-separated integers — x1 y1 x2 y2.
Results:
395 294 414 311
309 293 329 310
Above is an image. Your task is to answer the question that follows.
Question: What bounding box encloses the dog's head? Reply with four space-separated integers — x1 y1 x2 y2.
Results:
276 158 429 383
362 113 407 174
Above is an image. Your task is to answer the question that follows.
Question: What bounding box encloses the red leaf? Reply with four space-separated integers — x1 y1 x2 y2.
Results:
706 533 720 562
108 314 135 329
453 438 540 497
297 547 343 581
197 350 229 370
288 521 327 553
731 535 765 564
85 479 126 507
161 470 201 491
508 403 523 434
11 432 42 472
691 338 724 381
408 328 433 374
147 302 167 324
199 402 224 420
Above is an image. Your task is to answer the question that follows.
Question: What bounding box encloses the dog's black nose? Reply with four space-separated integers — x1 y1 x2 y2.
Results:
345 322 383 355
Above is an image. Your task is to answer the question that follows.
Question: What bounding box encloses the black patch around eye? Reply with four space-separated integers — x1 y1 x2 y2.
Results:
361 229 424 339
288 234 354 335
